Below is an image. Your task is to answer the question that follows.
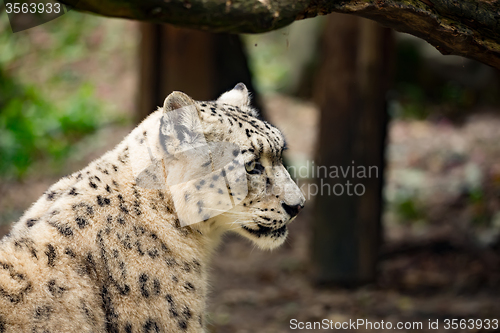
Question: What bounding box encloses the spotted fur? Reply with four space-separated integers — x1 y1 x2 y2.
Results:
0 84 305 332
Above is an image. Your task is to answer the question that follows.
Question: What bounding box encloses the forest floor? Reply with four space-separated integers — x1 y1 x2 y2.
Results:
1 95 500 332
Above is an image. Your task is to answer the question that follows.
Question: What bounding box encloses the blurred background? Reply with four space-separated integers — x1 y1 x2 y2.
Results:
1 7 500 332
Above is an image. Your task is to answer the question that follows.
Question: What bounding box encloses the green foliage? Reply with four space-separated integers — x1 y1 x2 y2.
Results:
392 38 500 120
0 10 131 179
394 197 424 223
244 32 292 93
243 17 325 95
0 69 103 178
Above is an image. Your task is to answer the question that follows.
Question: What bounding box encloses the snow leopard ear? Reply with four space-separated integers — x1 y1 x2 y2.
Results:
163 91 197 113
217 83 250 108
159 90 205 158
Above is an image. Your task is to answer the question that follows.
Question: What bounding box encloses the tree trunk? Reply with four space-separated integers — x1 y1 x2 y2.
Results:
311 14 393 286
137 24 262 121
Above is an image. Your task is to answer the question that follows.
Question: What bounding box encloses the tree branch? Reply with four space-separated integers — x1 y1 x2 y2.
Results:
61 0 500 69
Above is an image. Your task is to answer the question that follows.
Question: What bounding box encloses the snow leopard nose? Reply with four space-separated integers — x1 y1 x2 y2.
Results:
281 202 303 218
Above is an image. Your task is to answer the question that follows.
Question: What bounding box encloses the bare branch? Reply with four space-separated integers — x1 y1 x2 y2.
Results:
60 0 500 68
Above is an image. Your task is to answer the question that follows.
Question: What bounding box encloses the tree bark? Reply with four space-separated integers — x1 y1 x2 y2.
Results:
311 14 393 286
60 0 500 69
136 24 263 121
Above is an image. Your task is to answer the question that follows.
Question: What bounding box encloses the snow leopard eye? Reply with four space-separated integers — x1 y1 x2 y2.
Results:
245 160 264 174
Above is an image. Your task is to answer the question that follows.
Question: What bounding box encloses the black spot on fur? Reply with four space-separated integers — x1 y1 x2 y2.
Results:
105 185 112 193
69 187 79 196
0 279 31 304
182 262 191 272
84 253 97 276
26 218 38 228
75 217 88 229
97 195 111 206
166 258 177 266
45 244 56 267
134 226 146 236
183 306 192 319
143 319 160 333
81 300 94 321
89 181 98 189
73 202 94 215
48 280 66 297
158 191 165 200
153 279 161 295
49 222 73 237
136 241 145 256
34 305 52 320
178 321 188 330
13 238 37 258
101 285 119 333
184 282 195 291
192 260 202 273
65 248 76 257
118 147 129 164
139 273 149 298
134 200 142 216
46 191 56 200
116 195 129 214
148 249 159 259
124 323 133 333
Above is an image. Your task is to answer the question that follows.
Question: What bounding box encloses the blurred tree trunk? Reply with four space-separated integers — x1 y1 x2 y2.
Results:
311 14 393 285
137 24 262 121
